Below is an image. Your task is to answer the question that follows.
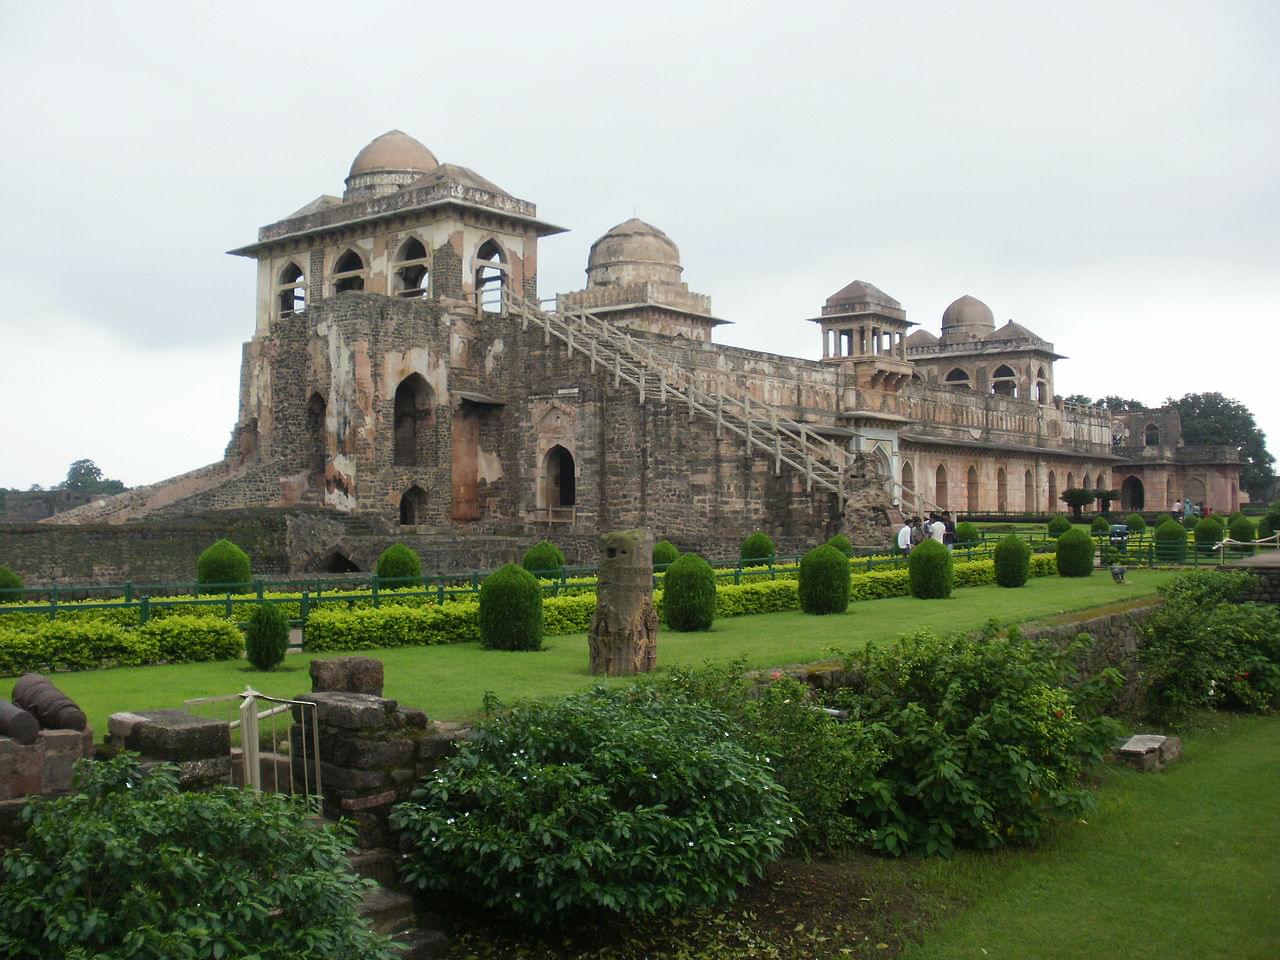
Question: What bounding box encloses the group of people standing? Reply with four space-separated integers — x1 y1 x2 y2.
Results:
1171 499 1209 521
896 512 957 552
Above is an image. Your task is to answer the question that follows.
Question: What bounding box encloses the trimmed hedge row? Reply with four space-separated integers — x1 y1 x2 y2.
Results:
0 616 243 675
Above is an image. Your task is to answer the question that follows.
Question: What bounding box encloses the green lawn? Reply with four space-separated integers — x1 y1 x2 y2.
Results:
905 713 1280 960
8 569 1173 736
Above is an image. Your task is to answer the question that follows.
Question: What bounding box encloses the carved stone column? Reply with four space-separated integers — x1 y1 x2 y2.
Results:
588 528 658 676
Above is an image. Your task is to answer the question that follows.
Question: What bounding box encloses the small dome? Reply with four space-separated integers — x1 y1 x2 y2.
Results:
587 218 683 287
984 319 1041 343
905 328 939 347
825 280 900 310
941 295 995 333
348 130 439 179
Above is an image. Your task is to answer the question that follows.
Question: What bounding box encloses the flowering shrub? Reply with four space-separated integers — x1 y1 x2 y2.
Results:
392 687 795 923
836 626 1121 857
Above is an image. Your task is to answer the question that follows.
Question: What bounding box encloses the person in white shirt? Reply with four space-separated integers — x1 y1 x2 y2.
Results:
930 516 946 543
897 520 913 552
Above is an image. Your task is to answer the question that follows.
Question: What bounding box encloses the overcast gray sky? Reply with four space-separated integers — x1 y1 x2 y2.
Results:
1 1 1276 490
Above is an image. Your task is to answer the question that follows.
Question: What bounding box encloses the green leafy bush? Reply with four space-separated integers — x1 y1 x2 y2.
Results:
1228 514 1256 552
663 553 717 631
0 755 394 960
1154 518 1189 562
1258 507 1280 541
824 533 854 557
1193 517 1225 552
375 543 422 584
837 627 1121 857
479 563 543 651
1141 571 1279 725
521 540 565 575
654 661 882 855
740 531 776 566
652 540 680 567
0 565 22 596
1055 528 1094 577
1182 514 1199 533
908 539 953 599
304 603 480 651
1046 515 1072 537
0 616 242 675
141 617 243 663
798 544 850 615
954 522 981 545
391 687 795 923
244 603 289 670
1090 514 1111 534
993 534 1031 588
1125 513 1147 534
195 539 251 594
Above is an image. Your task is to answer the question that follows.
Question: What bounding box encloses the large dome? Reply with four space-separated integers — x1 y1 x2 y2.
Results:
586 218 683 287
940 294 995 342
348 130 439 179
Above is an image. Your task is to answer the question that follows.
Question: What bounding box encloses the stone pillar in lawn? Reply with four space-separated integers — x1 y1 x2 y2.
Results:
588 528 659 676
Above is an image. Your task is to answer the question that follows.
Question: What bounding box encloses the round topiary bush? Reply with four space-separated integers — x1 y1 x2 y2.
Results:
798 544 851 615
244 603 290 671
1153 518 1188 562
1182 515 1199 534
1194 517 1225 553
0 564 22 596
478 564 543 651
740 531 776 566
0 756 396 960
993 534 1031 588
663 553 716 631
954 522 981 546
824 533 854 557
908 539 953 599
196 539 251 595
1126 513 1147 534
521 540 565 576
375 543 422 585
1259 510 1278 542
390 688 795 924
1046 515 1072 538
1228 514 1256 554
1055 527 1095 577
652 540 680 567
1090 514 1111 534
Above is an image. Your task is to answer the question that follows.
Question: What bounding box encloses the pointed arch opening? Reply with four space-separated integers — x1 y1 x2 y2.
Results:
393 374 435 467
1184 476 1206 507
1230 482 1238 512
1121 475 1145 511
1048 470 1058 508
1144 423 1161 447
945 368 972 390
1024 468 1035 511
393 237 430 298
399 485 428 526
1035 366 1048 404
475 239 507 314
1166 477 1174 508
997 467 1008 512
901 459 915 503
278 261 306 315
333 249 366 293
935 463 949 510
542 444 576 512
991 364 1018 398
305 391 327 478
966 465 979 513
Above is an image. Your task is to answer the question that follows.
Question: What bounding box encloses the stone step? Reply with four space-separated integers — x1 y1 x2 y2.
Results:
348 847 401 888
393 928 449 959
359 886 417 937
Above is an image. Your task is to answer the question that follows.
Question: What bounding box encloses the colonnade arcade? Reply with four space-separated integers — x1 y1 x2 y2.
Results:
822 323 908 360
895 451 1113 515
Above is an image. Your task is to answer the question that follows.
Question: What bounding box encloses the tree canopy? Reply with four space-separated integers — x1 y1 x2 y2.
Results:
1166 393 1275 501
59 459 126 495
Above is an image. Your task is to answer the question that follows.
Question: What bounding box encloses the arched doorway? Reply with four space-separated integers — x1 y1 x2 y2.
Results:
393 374 434 466
542 445 576 513
305 392 326 478
1048 470 1058 510
901 459 915 505
475 239 506 314
935 464 949 510
399 486 428 525
1231 482 1239 513
967 465 979 513
1024 469 1035 511
1184 477 1206 507
997 467 1008 512
1121 475 1145 511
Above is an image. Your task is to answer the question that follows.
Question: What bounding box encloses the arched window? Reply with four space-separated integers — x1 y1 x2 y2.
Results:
393 237 430 297
1066 471 1075 493
399 486 428 525
1121 475 1145 511
1231 482 1239 512
542 445 576 512
991 364 1018 398
475 239 507 314
1035 367 1048 404
935 464 949 509
901 459 915 497
1048 470 1058 507
333 249 366 293
393 374 434 467
305 392 326 477
945 368 972 390
997 467 1008 512
1024 468 1035 511
1166 477 1174 507
278 262 306 314
967 465 979 513
1082 473 1092 492
1144 424 1161 446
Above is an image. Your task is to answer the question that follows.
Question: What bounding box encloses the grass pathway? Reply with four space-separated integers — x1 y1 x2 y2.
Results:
8 570 1173 735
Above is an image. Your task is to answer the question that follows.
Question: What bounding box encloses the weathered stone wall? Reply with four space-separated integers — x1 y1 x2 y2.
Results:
0 490 95 524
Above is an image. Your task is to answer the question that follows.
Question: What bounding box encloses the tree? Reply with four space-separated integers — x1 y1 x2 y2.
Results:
59 458 126 495
1166 393 1275 501
1095 489 1120 513
1060 488 1096 521
1063 394 1093 407
1098 396 1147 412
